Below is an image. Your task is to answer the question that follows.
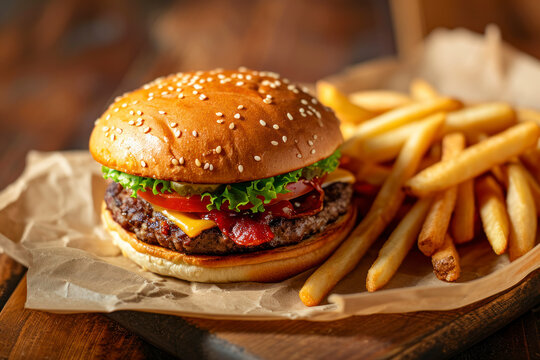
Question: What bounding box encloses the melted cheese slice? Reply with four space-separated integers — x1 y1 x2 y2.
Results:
322 168 356 187
151 204 217 238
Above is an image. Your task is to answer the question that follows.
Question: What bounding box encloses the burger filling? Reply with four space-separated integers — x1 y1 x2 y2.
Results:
105 181 353 255
102 150 355 254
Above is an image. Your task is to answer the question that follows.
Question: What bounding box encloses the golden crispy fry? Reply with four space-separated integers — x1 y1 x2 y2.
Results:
443 103 516 135
316 81 374 124
517 108 540 127
356 163 391 186
299 114 443 306
418 133 464 256
451 179 476 244
431 234 461 282
476 175 510 255
410 78 439 101
521 166 540 216
344 114 443 162
506 162 537 261
405 122 540 196
366 197 432 292
346 97 460 140
349 90 411 113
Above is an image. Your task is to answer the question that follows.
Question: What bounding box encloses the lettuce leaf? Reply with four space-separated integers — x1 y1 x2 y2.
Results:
102 149 340 213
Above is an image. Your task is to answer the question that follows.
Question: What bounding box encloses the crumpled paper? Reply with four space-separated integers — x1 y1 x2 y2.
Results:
0 27 539 321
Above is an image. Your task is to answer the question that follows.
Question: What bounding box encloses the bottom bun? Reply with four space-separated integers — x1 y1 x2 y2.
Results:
102 202 357 283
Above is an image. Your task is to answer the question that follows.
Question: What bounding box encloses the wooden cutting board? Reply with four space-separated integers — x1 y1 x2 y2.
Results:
106 269 540 360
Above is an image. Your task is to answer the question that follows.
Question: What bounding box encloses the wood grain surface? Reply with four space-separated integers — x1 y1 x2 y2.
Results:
0 1 539 359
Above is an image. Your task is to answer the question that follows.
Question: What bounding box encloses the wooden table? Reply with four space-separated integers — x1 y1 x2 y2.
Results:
0 1 539 359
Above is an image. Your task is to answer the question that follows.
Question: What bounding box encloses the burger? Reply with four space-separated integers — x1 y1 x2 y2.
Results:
90 68 357 283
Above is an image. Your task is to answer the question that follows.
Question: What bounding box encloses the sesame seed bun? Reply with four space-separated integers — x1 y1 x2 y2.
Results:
102 202 356 283
89 69 343 183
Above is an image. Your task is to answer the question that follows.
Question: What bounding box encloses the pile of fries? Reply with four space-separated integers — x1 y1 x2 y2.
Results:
299 79 540 307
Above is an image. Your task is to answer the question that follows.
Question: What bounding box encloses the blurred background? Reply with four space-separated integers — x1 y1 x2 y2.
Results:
2 0 540 189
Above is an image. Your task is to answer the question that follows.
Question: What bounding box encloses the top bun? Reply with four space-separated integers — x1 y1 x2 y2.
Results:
89 68 342 183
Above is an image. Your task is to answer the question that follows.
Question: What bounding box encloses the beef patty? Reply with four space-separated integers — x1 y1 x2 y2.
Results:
105 181 353 255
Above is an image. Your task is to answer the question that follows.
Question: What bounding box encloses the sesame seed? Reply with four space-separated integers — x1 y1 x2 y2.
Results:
238 165 244 173
313 134 318 139
308 140 313 146
216 112 223 117
204 163 210 170
116 128 122 134
168 86 174 91
209 164 214 171
170 122 177 128
106 114 111 120
301 99 308 105
254 155 261 161
259 119 266 126
236 81 244 86
132 100 139 104
307 110 313 115
171 158 179 165
299 108 305 112
193 90 198 95
195 159 201 167
192 130 198 137
282 135 287 143
216 145 222 154
141 160 147 167
110 134 116 141
129 110 134 115
234 113 241 119
128 120 135 125
312 98 318 104
148 92 154 97
300 112 307 117
237 105 244 110
271 141 278 146
161 91 169 96
229 123 235 129
179 157 185 165
178 93 184 99
273 124 279 129
199 94 207 100
287 113 294 120
263 98 272 104
137 110 143 115
292 89 299 94
311 149 316 154
143 126 151 133
114 108 119 112
158 110 166 115
193 84 202 90
174 129 182 138
121 103 127 108
102 126 109 131
217 119 225 124
148 97 154 101
297 154 302 158
246 75 252 80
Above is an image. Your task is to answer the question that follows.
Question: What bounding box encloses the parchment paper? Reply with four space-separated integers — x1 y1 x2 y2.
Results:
0 27 539 321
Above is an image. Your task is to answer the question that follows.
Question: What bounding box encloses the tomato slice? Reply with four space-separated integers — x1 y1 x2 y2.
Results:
137 191 211 212
137 180 316 213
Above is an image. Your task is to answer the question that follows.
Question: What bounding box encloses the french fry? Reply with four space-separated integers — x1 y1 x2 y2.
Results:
444 103 516 135
366 197 432 292
349 90 411 113
506 162 537 261
491 164 507 187
356 163 391 186
451 179 475 244
299 114 443 306
316 81 374 124
346 97 460 140
405 122 540 196
410 78 439 101
431 234 461 282
517 108 540 127
344 114 442 162
521 166 540 216
418 133 464 256
475 175 510 255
